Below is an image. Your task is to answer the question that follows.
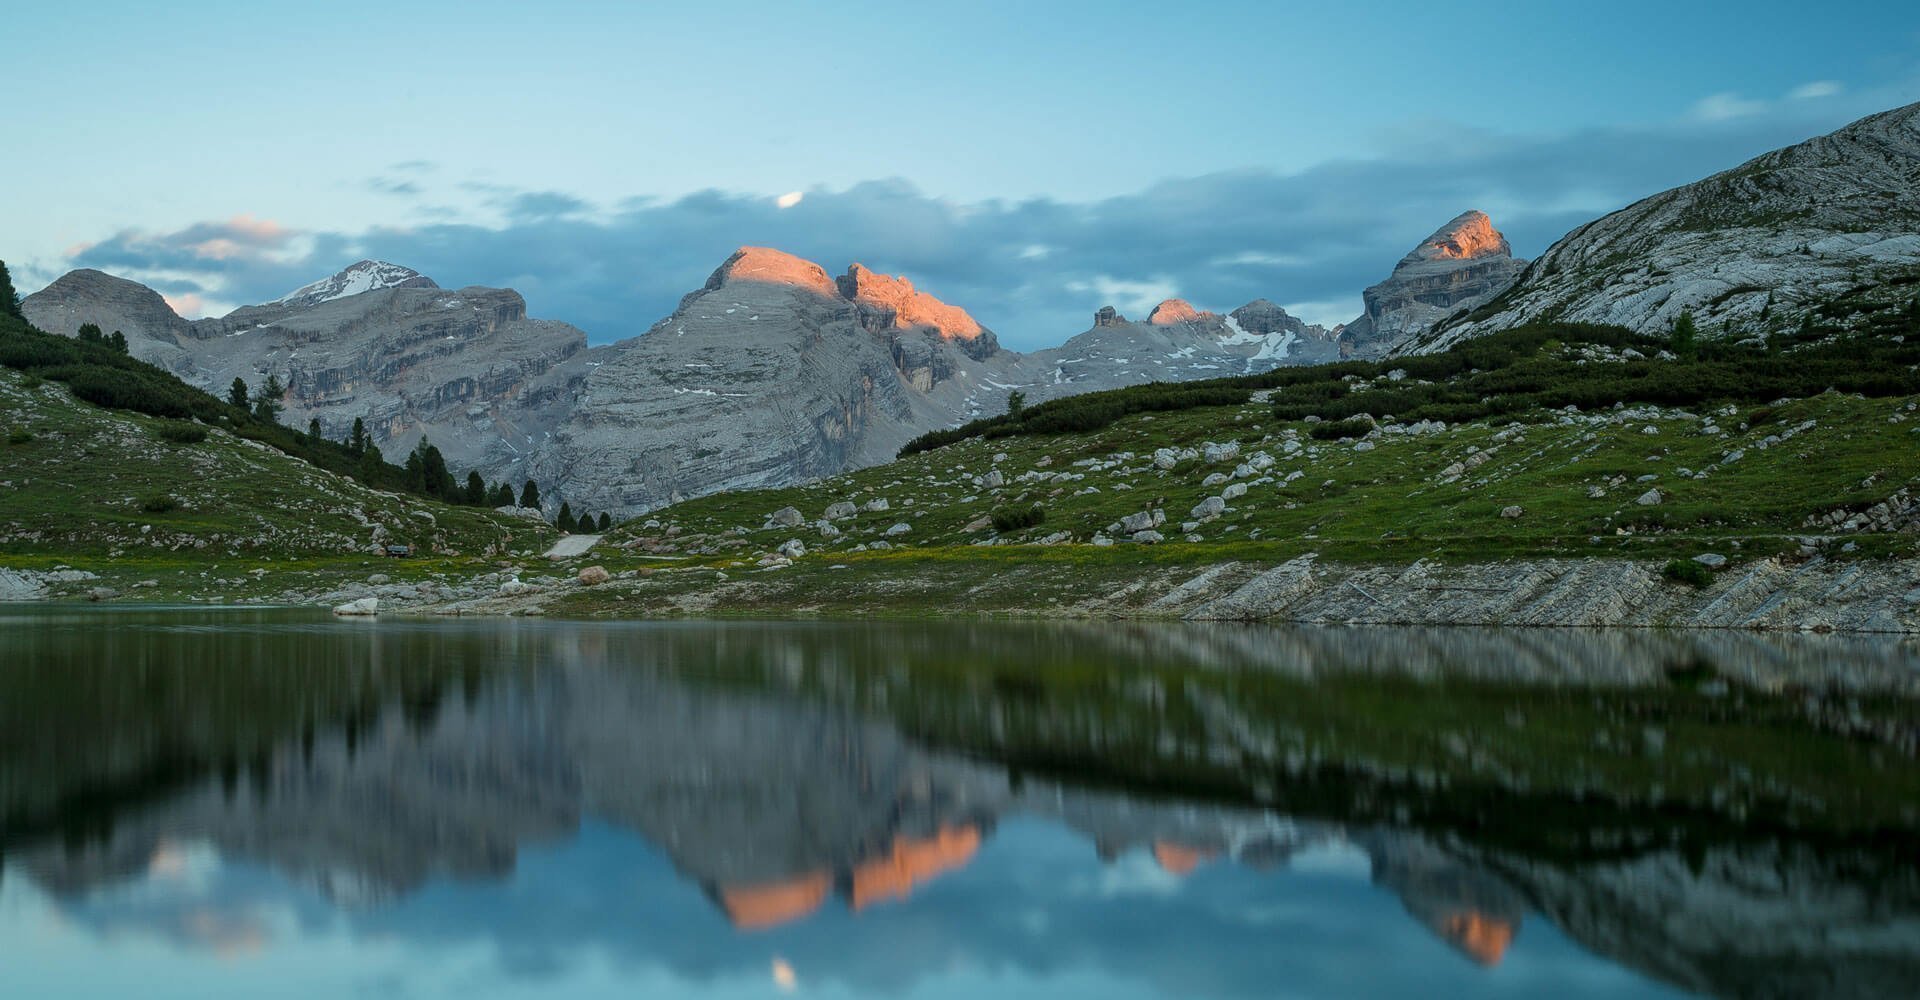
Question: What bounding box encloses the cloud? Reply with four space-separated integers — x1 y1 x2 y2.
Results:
1689 92 1769 122
502 191 590 221
45 98 1885 348
367 177 423 196
775 191 804 209
1789 80 1843 101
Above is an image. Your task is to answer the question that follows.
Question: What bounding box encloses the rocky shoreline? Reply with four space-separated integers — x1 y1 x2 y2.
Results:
373 552 1920 633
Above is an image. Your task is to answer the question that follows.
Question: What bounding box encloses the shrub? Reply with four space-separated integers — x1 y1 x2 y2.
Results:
991 504 1047 532
1309 417 1374 440
139 493 179 513
1661 559 1714 588
155 421 207 444
5 428 30 445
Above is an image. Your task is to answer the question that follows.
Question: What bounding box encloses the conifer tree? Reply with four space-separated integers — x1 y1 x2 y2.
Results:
556 502 575 533
349 417 368 455
465 471 486 505
1670 312 1697 359
596 511 611 531
520 480 540 509
0 260 22 321
229 378 250 410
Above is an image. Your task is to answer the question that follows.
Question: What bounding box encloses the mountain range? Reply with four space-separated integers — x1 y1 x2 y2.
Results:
22 101 1920 516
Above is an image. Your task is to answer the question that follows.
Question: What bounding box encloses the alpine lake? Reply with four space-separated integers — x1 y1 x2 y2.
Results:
2 607 1916 999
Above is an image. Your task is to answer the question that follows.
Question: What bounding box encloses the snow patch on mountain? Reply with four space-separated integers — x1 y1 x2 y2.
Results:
276 261 436 306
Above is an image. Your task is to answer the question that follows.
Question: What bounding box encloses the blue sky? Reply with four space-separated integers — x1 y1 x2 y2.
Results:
5 1 1918 346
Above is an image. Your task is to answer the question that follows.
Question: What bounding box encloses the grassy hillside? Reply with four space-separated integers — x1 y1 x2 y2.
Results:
0 365 554 599
536 321 1920 617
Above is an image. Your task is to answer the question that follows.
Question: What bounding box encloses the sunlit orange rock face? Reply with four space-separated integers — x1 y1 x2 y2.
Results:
1436 909 1517 966
838 263 986 343
1418 210 1511 261
850 825 982 910
1147 298 1211 326
707 247 841 297
1151 841 1216 876
720 872 832 931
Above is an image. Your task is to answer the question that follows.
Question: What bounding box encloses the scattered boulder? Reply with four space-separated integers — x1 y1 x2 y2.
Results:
86 587 119 602
1191 496 1226 519
367 573 391 585
1120 510 1157 533
332 597 379 616
1203 441 1241 463
1636 489 1664 506
1500 505 1525 519
1132 530 1165 544
777 539 807 558
980 470 1005 489
824 501 857 519
577 565 611 586
884 522 912 536
769 506 804 527
1693 553 1728 569
1202 472 1230 487
1222 482 1248 501
864 498 891 512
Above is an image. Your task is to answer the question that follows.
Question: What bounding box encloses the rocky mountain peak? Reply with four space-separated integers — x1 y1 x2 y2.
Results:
1092 305 1129 328
275 260 437 308
22 268 193 345
1147 299 1212 326
704 247 840 297
836 262 987 345
1340 210 1529 357
1229 299 1303 336
1419 101 1920 350
1403 210 1513 267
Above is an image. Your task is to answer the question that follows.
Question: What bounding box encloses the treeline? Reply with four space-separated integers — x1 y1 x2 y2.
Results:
898 304 1920 456
1266 317 1920 425
900 382 1252 457
0 303 575 518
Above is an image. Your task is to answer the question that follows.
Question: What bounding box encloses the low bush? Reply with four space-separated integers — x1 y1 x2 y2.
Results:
1308 417 1375 441
991 504 1047 532
1662 559 1714 588
154 421 208 444
5 428 30 445
139 493 179 513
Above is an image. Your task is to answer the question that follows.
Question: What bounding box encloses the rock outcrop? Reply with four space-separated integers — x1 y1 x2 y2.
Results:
1422 102 1920 349
1340 210 1528 357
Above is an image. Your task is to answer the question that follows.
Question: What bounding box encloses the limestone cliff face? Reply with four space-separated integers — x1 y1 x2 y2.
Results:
1424 102 1920 349
530 248 943 516
1339 210 1528 357
23 262 595 486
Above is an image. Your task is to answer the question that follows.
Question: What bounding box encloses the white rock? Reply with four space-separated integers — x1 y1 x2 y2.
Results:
332 597 379 616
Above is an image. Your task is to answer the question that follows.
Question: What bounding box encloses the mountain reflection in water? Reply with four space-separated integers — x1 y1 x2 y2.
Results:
2 609 1917 999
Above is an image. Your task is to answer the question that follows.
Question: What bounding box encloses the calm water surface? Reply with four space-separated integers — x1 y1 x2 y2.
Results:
2 608 1917 998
